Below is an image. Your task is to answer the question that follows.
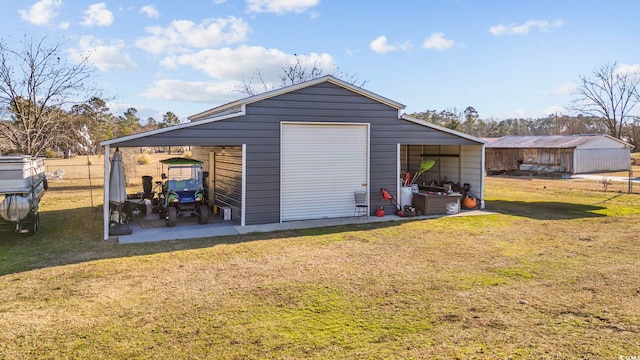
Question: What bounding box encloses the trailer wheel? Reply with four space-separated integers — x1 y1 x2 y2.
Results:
32 213 39 234
166 207 177 227
21 212 38 236
198 204 209 224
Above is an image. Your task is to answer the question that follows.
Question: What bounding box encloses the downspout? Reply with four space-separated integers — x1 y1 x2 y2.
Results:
103 144 110 240
480 143 486 209
396 143 401 207
241 144 246 226
458 145 462 184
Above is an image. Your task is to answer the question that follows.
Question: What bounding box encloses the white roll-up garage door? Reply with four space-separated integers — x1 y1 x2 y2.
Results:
281 123 369 221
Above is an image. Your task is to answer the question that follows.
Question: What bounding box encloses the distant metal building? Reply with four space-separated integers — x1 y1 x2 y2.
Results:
485 134 633 174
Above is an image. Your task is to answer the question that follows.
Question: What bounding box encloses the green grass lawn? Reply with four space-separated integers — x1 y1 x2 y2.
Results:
0 177 639 359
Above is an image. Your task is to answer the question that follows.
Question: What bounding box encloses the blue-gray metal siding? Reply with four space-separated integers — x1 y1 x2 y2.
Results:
106 82 481 225
213 147 243 221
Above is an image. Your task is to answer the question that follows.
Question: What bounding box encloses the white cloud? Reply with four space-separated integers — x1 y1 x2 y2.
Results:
68 36 137 71
370 36 396 54
616 63 640 75
140 5 159 19
135 16 250 54
82 3 114 27
141 79 241 103
543 105 565 116
18 0 62 25
164 45 335 81
489 19 563 36
422 32 455 51
553 81 578 95
58 21 70 29
369 36 411 54
247 0 319 14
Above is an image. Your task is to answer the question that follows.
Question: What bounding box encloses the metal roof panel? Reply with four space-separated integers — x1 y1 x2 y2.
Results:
485 134 607 148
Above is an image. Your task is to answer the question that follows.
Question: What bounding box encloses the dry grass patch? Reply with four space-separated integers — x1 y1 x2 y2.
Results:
0 177 639 358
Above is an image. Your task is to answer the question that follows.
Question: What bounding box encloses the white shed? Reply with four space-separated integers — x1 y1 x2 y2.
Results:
485 134 633 174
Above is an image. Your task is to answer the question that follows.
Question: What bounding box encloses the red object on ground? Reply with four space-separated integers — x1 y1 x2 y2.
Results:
380 188 400 211
462 196 478 209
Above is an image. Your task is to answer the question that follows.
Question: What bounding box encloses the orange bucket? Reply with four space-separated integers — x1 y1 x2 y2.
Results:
462 197 477 209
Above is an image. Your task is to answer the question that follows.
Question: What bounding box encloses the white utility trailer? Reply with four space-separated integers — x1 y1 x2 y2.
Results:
0 156 48 235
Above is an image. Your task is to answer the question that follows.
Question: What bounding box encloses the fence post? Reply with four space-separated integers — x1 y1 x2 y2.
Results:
87 153 94 207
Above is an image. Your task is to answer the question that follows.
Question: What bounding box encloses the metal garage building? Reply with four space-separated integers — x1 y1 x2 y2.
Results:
101 76 486 240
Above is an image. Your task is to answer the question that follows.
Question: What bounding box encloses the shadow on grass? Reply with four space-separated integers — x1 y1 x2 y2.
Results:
46 184 103 192
486 200 606 220
0 206 414 276
592 193 625 205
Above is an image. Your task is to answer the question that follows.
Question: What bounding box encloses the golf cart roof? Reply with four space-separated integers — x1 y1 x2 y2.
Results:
160 157 203 165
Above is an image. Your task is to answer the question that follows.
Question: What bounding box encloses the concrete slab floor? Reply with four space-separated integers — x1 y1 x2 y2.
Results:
114 209 493 244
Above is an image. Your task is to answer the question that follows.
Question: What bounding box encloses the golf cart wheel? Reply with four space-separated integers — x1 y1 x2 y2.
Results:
166 207 177 227
198 204 209 224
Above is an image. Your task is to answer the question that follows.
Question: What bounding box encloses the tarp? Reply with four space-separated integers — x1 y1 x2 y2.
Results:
160 157 203 165
108 149 126 204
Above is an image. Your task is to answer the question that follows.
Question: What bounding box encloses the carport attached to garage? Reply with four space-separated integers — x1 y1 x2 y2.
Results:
101 75 486 241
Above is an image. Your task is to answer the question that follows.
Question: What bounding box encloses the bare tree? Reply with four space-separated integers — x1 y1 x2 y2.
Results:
570 62 640 139
236 54 368 96
279 55 324 87
237 68 270 96
0 36 99 156
627 117 640 152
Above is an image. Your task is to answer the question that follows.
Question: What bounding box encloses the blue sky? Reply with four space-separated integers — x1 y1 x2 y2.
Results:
5 0 640 122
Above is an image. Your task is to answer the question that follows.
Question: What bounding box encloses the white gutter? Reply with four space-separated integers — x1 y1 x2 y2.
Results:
480 143 486 209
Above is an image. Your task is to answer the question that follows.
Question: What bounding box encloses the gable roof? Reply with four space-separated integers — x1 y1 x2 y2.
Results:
102 76 408 147
102 76 485 147
188 75 406 121
100 108 245 146
485 134 632 149
401 114 487 144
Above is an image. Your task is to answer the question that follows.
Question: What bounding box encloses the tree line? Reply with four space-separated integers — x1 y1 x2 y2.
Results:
408 106 639 151
67 97 180 154
1 94 181 157
409 107 621 137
